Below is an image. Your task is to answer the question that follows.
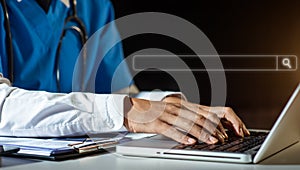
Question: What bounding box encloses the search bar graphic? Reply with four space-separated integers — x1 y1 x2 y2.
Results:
133 55 298 71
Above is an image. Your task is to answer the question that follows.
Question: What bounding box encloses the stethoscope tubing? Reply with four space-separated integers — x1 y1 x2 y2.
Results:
0 0 14 83
0 0 88 91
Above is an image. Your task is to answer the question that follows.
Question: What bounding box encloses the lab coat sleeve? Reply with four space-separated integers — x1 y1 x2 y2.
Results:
0 74 128 137
134 91 187 101
114 85 187 102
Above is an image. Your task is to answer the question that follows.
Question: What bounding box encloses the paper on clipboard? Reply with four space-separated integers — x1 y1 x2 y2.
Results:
0 137 79 156
0 133 126 157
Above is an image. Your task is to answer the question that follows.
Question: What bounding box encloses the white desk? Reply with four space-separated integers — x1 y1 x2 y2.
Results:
1 141 300 170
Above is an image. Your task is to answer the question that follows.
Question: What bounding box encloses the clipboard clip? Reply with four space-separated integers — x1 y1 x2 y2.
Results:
68 137 122 153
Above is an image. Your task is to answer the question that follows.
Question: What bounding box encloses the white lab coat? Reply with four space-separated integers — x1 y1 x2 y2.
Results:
0 74 183 137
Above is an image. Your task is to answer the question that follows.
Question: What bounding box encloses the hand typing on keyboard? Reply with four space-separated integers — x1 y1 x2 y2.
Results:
124 96 250 145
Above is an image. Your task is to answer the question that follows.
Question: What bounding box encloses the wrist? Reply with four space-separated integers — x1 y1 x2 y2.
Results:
123 97 133 130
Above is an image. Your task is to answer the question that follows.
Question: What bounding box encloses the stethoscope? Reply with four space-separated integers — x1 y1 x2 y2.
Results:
0 0 88 91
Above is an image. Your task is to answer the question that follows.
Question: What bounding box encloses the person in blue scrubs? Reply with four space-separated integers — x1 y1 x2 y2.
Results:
0 0 249 145
0 0 132 93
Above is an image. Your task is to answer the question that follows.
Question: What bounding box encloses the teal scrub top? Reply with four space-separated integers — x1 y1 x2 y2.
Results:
0 0 133 93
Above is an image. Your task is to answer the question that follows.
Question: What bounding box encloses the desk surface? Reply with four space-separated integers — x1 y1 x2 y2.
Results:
1 141 300 170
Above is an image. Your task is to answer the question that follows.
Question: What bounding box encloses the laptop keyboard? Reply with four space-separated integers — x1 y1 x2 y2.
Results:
173 131 268 153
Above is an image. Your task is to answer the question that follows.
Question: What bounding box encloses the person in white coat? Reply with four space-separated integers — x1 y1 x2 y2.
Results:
0 0 249 145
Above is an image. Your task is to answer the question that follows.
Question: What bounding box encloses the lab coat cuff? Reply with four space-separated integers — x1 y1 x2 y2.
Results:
94 94 128 131
134 91 187 101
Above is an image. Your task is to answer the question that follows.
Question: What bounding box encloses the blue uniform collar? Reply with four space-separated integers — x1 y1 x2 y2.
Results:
8 0 68 47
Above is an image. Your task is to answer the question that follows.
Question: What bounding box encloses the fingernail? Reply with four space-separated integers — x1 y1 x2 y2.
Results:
209 136 218 144
239 128 244 137
188 138 196 144
218 133 225 140
245 129 250 136
224 132 228 138
247 129 250 135
221 133 226 139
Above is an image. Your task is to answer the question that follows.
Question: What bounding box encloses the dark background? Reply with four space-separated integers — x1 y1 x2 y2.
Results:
110 0 300 129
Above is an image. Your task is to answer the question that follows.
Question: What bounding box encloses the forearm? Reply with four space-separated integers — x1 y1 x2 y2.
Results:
0 74 185 137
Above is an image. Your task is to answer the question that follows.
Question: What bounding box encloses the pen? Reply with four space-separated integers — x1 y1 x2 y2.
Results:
67 138 89 147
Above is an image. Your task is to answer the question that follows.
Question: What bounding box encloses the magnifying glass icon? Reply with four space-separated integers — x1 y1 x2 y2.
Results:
282 58 292 69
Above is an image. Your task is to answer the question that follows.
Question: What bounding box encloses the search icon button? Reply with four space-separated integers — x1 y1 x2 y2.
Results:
282 58 292 69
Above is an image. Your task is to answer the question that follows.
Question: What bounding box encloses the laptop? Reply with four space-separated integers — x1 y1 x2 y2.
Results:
117 83 300 163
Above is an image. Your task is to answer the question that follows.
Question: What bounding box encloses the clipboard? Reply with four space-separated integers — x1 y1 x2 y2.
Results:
0 145 20 155
0 132 130 160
